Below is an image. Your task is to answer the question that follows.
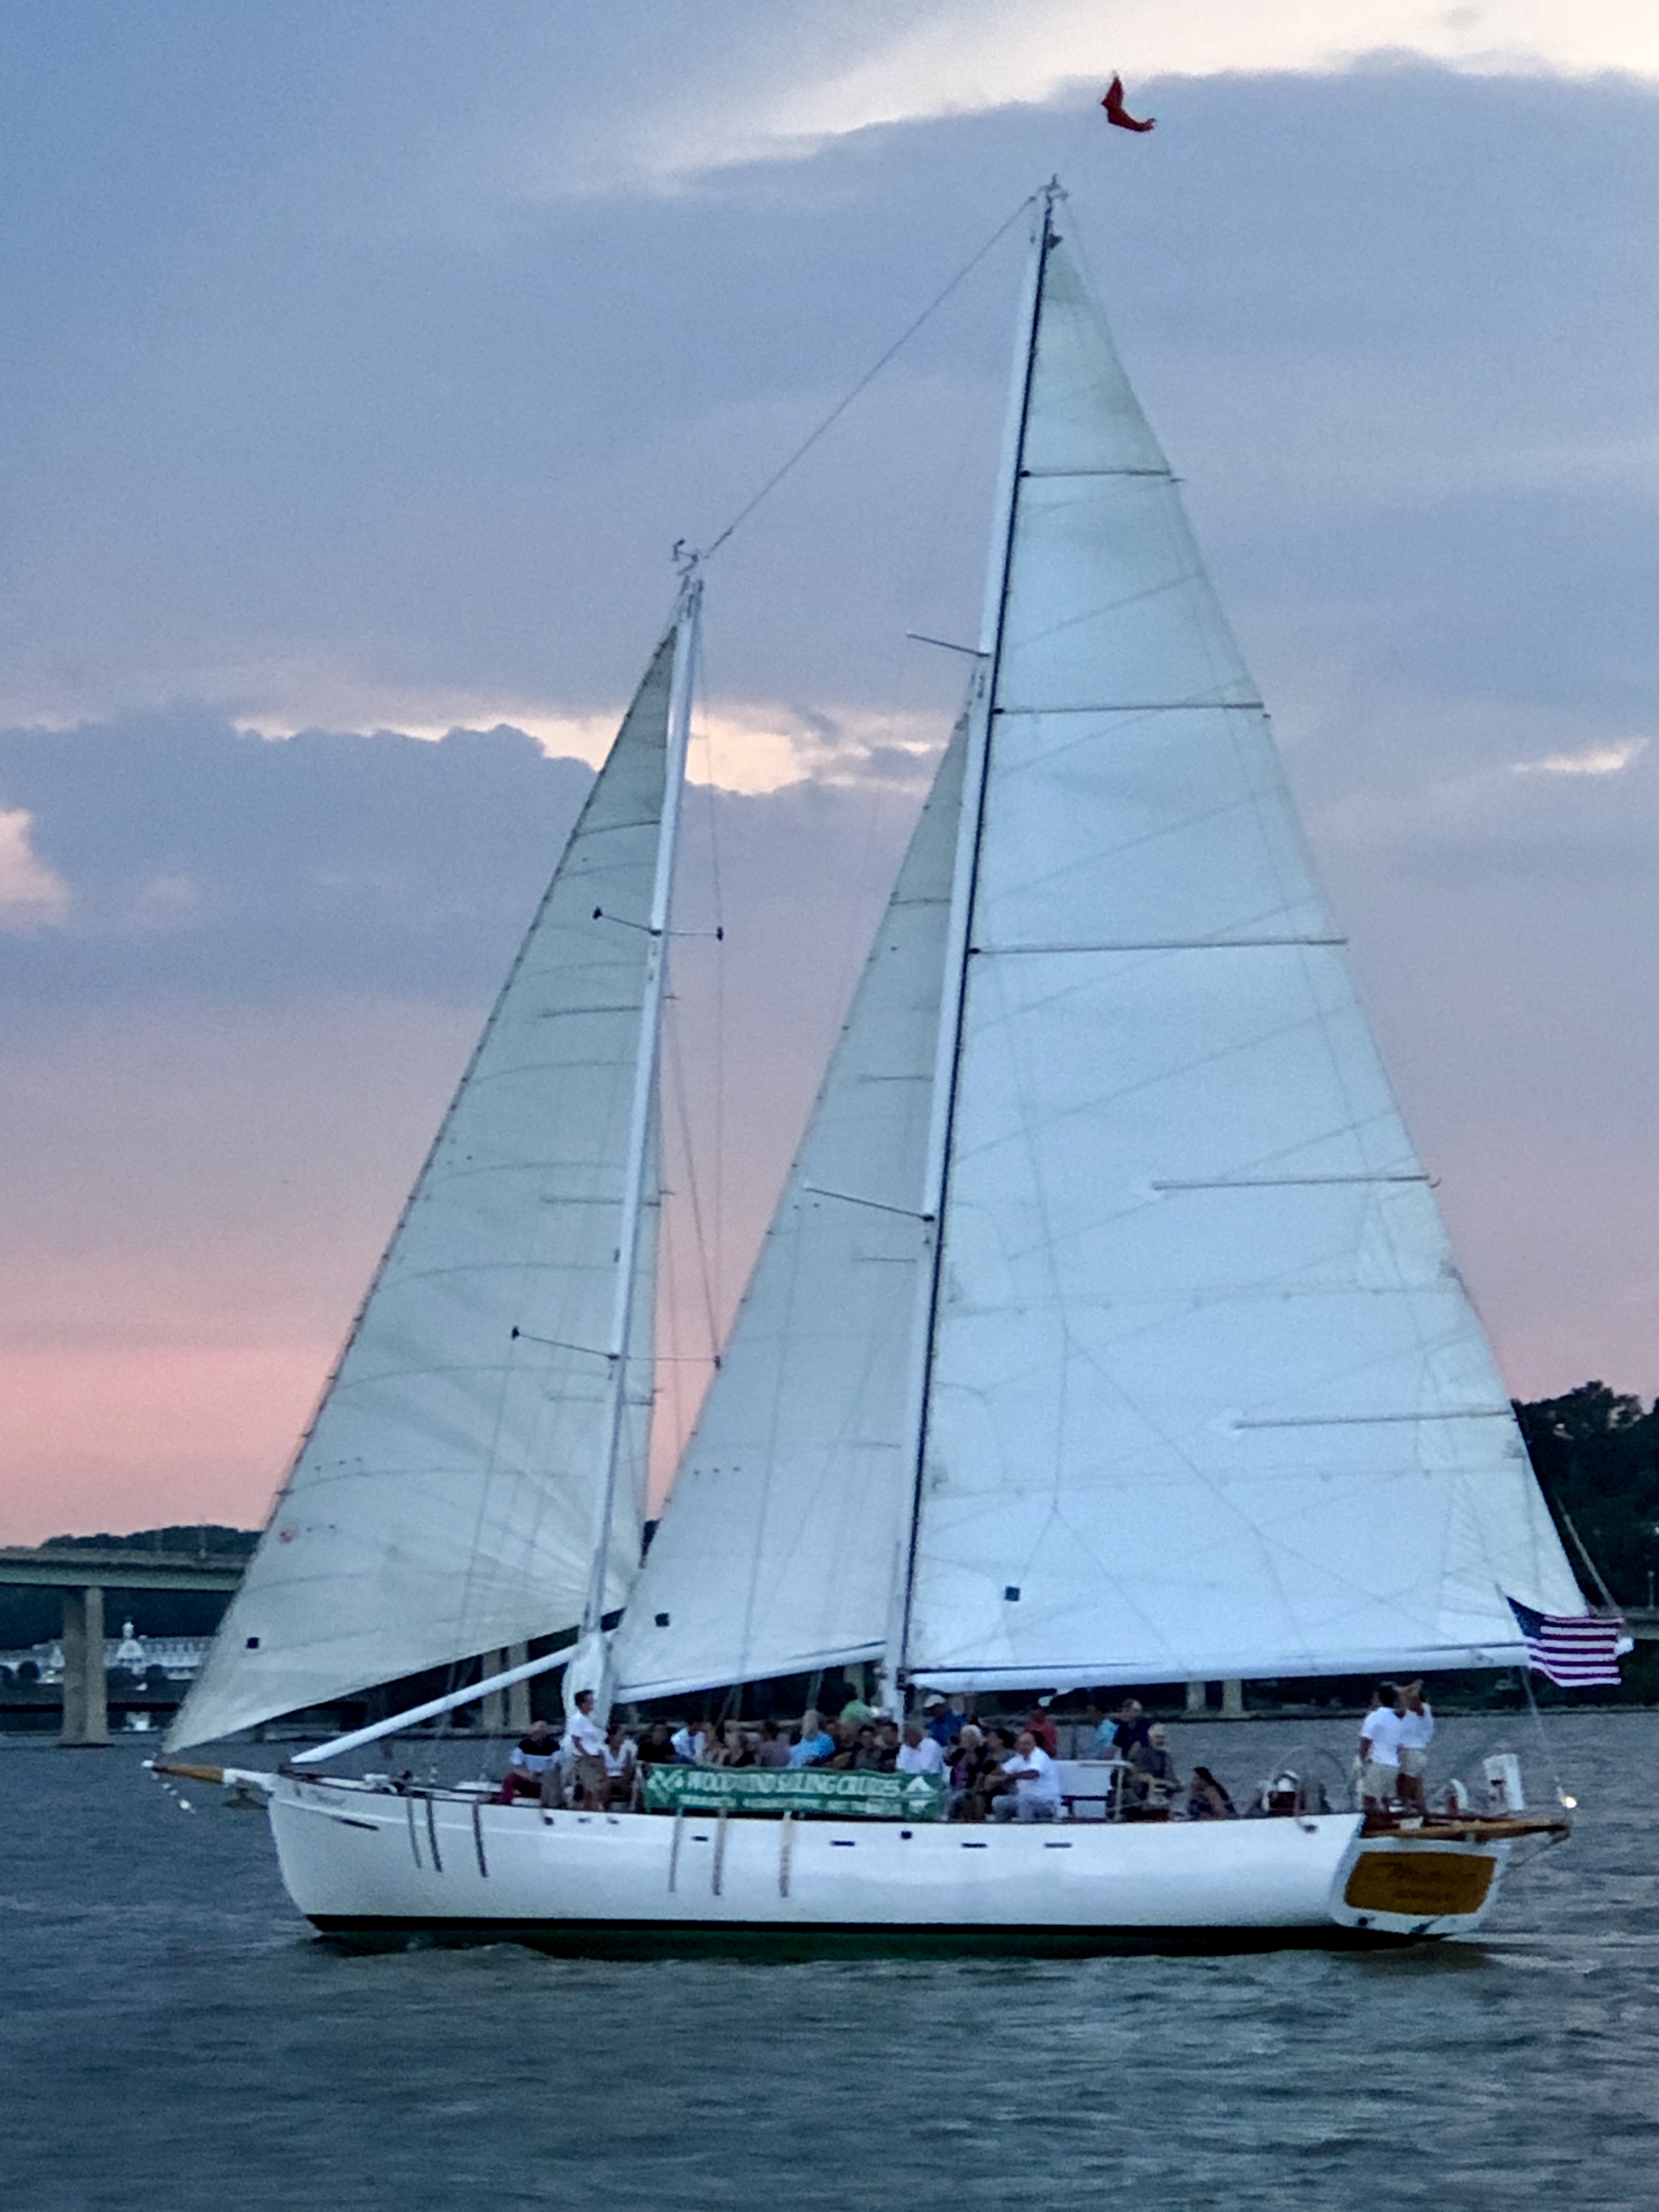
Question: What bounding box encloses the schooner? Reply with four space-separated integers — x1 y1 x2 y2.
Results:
162 185 1588 1949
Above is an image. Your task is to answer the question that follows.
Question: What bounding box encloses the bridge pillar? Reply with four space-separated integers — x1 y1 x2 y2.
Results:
506 1647 531 1735
1185 1679 1206 1713
1221 1678 1245 1718
481 1645 530 1735
60 1585 109 1747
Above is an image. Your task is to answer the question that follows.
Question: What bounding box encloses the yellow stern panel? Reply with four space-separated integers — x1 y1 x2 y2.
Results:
1343 1848 1497 1920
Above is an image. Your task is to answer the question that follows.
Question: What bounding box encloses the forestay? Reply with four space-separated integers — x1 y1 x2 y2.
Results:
901 239 1583 1693
170 639 675 1749
612 726 967 1702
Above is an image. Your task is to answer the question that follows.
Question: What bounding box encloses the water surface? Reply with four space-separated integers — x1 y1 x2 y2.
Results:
3 1712 1656 2209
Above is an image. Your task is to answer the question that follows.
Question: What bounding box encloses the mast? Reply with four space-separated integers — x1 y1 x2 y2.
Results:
877 184 1059 1715
580 568 702 1657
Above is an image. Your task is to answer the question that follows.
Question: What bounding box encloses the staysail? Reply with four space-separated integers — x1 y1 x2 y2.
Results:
898 228 1584 1692
611 723 967 1701
170 637 678 1749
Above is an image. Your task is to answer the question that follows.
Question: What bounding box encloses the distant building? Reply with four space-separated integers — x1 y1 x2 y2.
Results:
0 1624 212 1685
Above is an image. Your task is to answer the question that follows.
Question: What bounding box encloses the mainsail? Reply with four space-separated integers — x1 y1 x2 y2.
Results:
170 637 678 1749
611 724 967 1701
898 229 1584 1692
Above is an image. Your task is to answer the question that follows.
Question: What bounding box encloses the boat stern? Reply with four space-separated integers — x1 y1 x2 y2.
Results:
1327 1811 1568 1939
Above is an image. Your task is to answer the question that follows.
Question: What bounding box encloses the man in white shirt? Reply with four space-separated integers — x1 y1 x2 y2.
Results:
1358 1684 1406 1811
894 1721 945 1778
560 1688 608 1809
670 1718 709 1764
1396 1680 1435 1810
991 1729 1063 1822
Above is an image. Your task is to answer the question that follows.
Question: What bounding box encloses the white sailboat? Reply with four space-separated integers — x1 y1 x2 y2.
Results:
163 185 1590 1950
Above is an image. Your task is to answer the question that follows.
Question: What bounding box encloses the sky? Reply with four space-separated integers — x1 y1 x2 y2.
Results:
2 3 1656 1543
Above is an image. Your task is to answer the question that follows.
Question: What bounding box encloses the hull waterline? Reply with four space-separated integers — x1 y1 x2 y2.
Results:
266 1774 1523 1955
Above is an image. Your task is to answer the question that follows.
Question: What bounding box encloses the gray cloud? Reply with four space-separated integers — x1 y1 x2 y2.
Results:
4 64 1656 741
1 42 1655 1542
0 714 592 1003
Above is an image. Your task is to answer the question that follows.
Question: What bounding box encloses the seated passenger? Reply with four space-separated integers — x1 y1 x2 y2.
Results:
602 1720 637 1809
1108 1698 1151 1759
706 1722 747 1768
1023 1703 1060 1756
874 1719 901 1771
1128 1723 1181 1808
786 1708 836 1768
1186 1765 1237 1820
752 1718 791 1769
496 1717 557 1803
945 1724 985 1818
895 1720 946 1778
670 1717 711 1764
968 1728 1014 1821
823 1720 860 1770
990 1729 1063 1822
634 1720 675 1768
922 1695 963 1749
849 1724 885 1770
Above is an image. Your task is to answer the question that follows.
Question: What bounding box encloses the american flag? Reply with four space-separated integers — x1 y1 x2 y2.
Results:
1507 1596 1624 1687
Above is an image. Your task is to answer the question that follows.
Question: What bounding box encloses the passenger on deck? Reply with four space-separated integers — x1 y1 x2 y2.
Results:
706 1722 748 1768
496 1718 557 1803
752 1719 791 1769
1397 1680 1435 1810
839 1691 876 1726
1358 1683 1405 1811
670 1717 710 1764
1105 1698 1150 1759
990 1728 1062 1822
561 1688 609 1809
874 1719 901 1769
1024 1703 1060 1756
895 1720 946 1779
945 1724 985 1819
923 1695 962 1748
602 1719 637 1809
969 1729 1014 1820
1186 1765 1237 1820
1128 1723 1181 1809
822 1722 856 1770
848 1725 885 1771
634 1720 675 1768
787 1709 836 1768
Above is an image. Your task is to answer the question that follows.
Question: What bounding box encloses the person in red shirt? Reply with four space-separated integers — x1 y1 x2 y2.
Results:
1024 1705 1059 1756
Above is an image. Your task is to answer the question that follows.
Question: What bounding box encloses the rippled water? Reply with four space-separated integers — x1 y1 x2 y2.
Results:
4 1712 1657 2210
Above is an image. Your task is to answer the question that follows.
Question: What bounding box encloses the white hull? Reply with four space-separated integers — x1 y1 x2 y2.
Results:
266 1774 1513 1951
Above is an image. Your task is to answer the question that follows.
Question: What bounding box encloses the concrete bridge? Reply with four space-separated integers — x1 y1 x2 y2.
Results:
0 1547 244 1746
3 1541 1648 1749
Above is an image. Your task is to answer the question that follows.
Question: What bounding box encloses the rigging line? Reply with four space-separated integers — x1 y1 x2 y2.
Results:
664 1004 723 1376
1519 1664 1573 1810
1553 1500 1620 1611
698 193 1037 563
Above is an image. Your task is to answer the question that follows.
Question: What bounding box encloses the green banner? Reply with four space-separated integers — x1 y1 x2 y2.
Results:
643 1763 945 1821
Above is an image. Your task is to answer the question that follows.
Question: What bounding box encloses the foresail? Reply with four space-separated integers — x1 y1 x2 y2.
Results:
902 239 1583 1694
170 638 675 1749
612 724 967 1702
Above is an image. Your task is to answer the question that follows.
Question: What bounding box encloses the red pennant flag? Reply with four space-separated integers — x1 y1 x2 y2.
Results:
1101 76 1155 133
